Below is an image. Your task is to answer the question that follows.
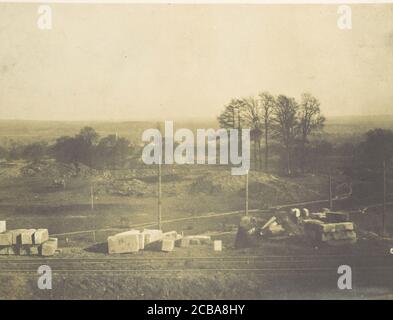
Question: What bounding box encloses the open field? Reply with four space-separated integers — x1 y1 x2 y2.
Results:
1 158 393 299
0 160 328 234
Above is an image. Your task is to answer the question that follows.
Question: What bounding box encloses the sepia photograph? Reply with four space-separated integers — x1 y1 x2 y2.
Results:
0 0 393 303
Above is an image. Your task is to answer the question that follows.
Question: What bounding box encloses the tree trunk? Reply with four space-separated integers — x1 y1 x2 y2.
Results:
264 119 269 172
253 140 257 171
301 136 306 174
287 147 291 176
258 139 262 171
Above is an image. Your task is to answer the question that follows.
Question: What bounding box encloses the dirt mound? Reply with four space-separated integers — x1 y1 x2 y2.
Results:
20 160 97 179
0 161 24 178
190 171 320 205
17 160 152 196
104 179 153 196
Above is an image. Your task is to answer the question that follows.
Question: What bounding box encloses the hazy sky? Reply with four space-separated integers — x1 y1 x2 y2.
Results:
0 4 392 121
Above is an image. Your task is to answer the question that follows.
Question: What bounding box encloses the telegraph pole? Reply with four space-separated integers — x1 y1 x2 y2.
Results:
245 170 249 216
90 183 94 211
383 160 386 236
329 173 333 211
158 155 162 230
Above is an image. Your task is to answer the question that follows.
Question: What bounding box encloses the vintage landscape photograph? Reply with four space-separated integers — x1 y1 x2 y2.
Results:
0 3 393 300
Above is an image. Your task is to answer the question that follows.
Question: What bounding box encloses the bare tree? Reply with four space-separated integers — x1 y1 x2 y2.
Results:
243 97 262 170
258 91 276 172
218 99 249 163
272 95 299 175
298 93 325 173
218 98 246 129
218 101 236 130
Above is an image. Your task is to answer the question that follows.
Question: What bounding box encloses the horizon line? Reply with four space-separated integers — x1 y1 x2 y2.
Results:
2 114 393 123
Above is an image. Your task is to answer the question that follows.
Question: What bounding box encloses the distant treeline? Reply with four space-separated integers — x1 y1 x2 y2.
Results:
0 127 139 169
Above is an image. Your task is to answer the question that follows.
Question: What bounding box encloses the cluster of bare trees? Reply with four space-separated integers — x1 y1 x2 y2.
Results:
218 92 325 175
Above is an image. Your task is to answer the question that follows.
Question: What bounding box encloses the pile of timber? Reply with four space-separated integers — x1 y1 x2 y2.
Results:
303 211 357 246
108 229 213 254
0 221 58 256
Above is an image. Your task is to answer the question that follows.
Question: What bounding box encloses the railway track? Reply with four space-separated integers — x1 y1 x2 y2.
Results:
0 254 392 274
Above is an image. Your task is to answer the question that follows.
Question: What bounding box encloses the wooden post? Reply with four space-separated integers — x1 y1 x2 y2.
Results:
158 157 162 230
329 174 333 211
383 160 386 236
90 183 94 211
245 170 249 216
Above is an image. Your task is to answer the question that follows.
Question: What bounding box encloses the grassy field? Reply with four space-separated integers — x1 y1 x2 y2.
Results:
0 160 328 234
